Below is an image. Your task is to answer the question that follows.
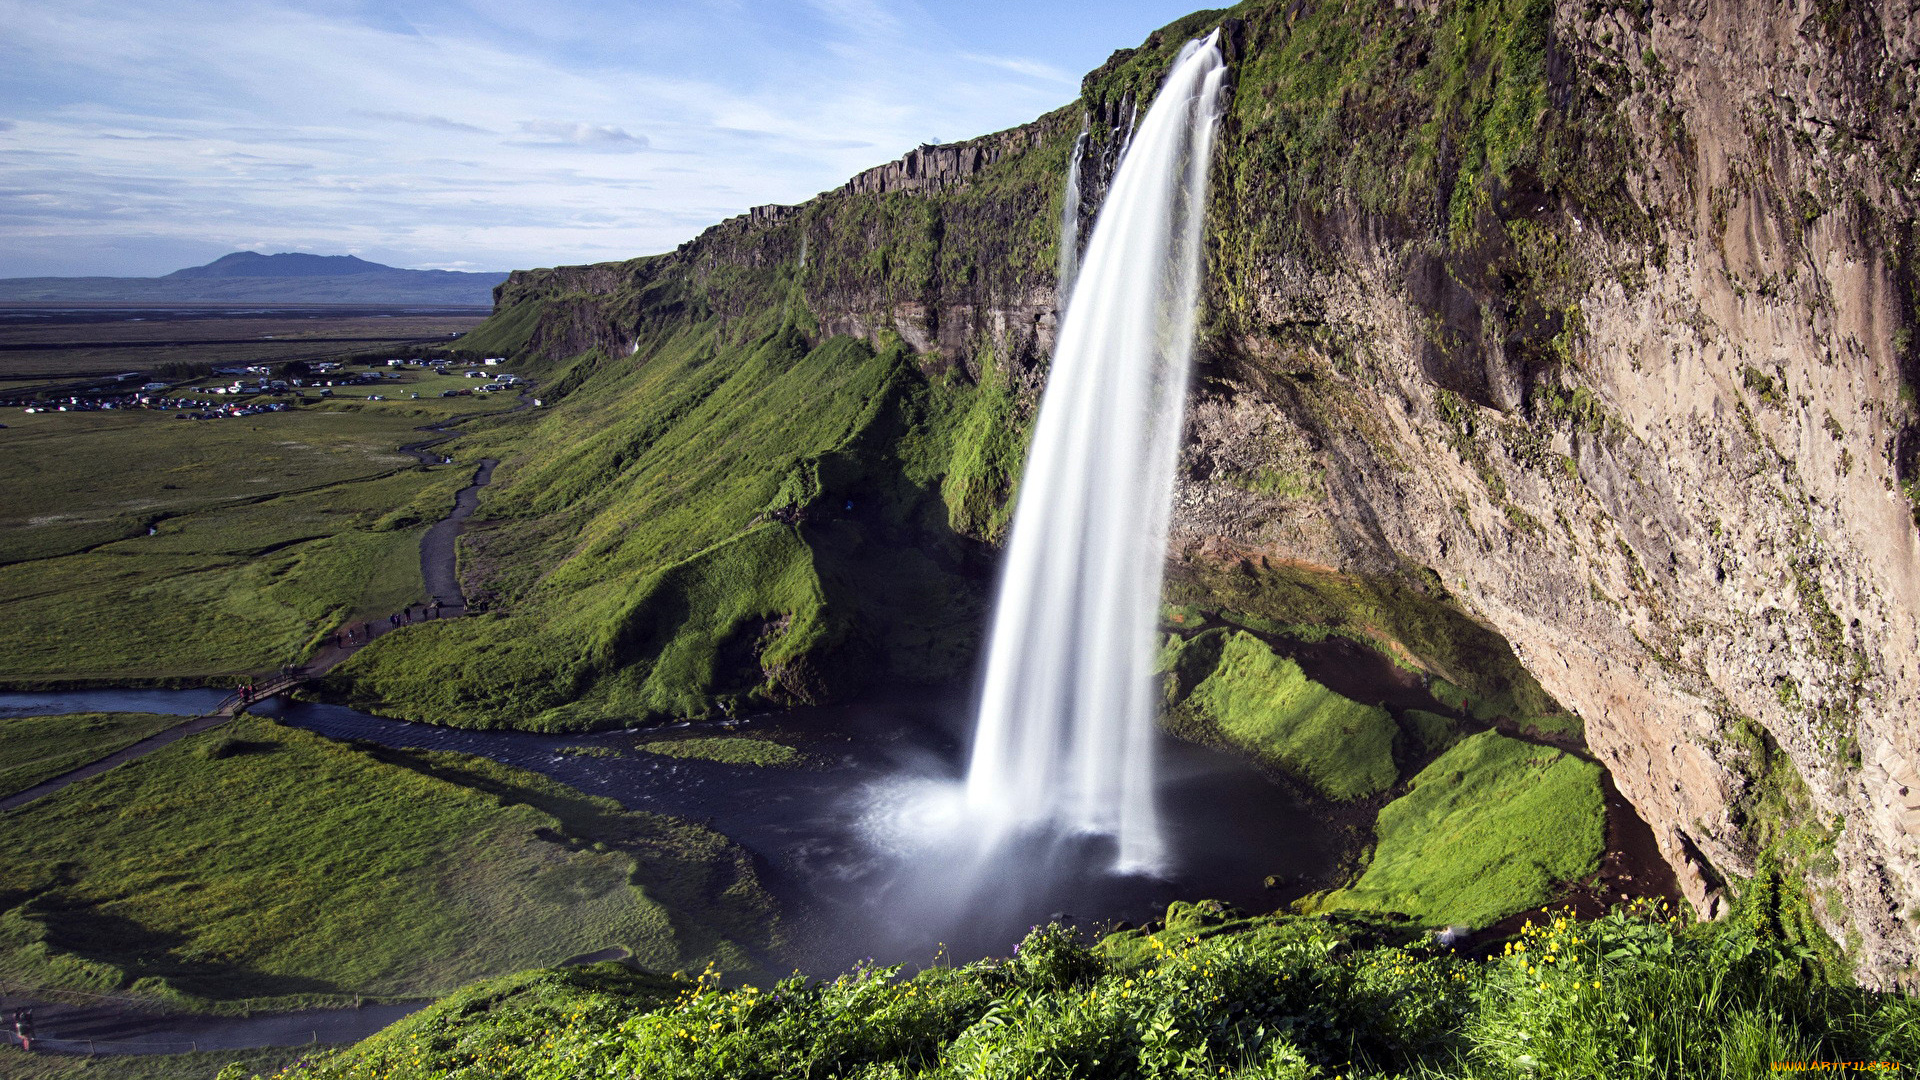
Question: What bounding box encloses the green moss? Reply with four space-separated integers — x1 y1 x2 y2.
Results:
1172 630 1397 800
1169 559 1558 731
0 711 181 798
1313 730 1604 928
1519 711 1585 739
635 737 804 768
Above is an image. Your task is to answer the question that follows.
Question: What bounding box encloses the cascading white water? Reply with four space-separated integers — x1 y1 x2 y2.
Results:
963 32 1228 875
1055 129 1088 307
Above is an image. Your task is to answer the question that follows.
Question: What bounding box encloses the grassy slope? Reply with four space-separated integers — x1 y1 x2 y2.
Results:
1314 731 1605 929
0 716 771 1012
1166 629 1399 800
329 324 1010 730
244 900 1916 1080
1161 629 1602 925
0 711 182 797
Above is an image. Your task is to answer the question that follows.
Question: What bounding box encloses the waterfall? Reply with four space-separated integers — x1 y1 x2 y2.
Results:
963 31 1228 875
1055 129 1088 308
1114 98 1141 170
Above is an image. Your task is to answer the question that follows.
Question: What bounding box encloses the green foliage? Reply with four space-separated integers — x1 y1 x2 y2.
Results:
278 902 1919 1080
936 357 1028 542
1314 731 1605 928
1169 630 1398 800
0 711 180 797
0 717 771 1011
636 737 805 768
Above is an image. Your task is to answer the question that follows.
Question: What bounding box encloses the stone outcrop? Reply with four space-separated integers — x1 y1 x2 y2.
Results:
842 127 1053 198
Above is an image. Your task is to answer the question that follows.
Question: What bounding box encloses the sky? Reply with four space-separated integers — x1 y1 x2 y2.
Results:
0 0 1209 278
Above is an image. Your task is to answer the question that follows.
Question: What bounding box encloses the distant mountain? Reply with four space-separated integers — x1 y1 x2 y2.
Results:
166 252 398 279
0 251 509 305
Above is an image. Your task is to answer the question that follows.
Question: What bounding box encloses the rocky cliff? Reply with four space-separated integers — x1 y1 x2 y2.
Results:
430 0 1917 987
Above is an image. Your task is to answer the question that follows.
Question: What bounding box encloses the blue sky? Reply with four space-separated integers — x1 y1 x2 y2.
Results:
0 0 1209 277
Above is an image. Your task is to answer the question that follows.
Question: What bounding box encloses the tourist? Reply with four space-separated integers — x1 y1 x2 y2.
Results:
13 1005 34 1051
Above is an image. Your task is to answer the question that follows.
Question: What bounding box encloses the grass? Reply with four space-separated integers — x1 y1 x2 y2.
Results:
0 711 182 797
0 715 773 1012
0 406 428 564
329 324 1001 730
1168 630 1398 800
0 1045 321 1080
234 896 1918 1080
1312 731 1604 929
1403 708 1463 756
635 737 805 768
0 398 501 683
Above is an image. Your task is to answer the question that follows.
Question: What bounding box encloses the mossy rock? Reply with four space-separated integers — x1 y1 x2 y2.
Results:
1171 629 1398 800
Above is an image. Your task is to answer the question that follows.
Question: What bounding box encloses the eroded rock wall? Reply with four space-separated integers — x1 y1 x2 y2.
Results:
1171 0 1920 987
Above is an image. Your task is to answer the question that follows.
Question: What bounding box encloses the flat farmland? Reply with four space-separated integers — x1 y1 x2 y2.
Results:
0 304 490 378
0 388 521 683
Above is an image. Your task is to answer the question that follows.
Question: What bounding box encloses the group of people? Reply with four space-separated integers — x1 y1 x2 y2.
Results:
331 601 445 651
385 604 439 628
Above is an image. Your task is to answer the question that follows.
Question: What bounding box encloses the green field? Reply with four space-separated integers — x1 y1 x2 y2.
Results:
635 736 805 768
0 389 527 684
1311 731 1606 928
0 716 774 1012
0 711 182 797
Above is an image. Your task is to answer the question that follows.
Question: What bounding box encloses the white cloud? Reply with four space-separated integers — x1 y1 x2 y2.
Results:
961 53 1079 85
0 0 1084 275
362 111 494 134
511 121 650 151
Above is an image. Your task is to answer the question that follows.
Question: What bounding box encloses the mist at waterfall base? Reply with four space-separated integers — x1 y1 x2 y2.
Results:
836 33 1240 959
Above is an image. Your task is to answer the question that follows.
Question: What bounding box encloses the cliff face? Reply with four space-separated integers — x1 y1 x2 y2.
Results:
451 0 1918 985
1173 0 1918 988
